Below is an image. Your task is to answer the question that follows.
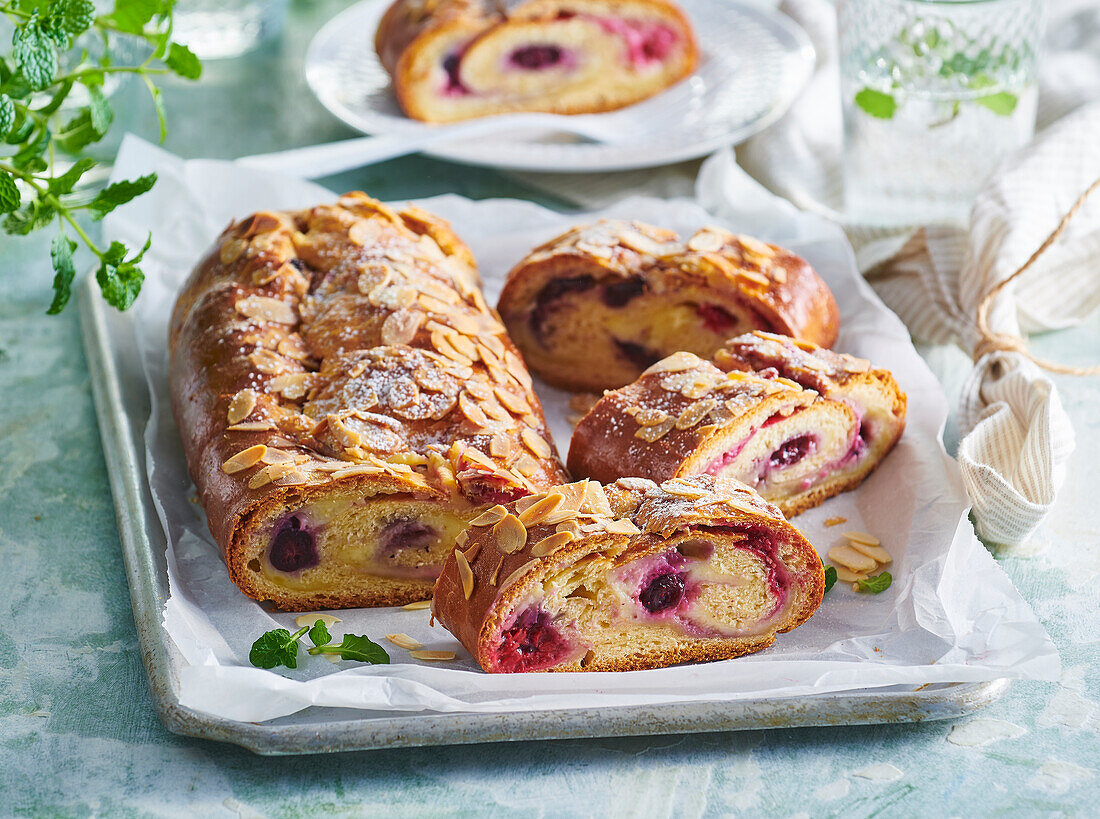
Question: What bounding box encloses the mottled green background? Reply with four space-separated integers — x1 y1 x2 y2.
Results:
1 1 1098 815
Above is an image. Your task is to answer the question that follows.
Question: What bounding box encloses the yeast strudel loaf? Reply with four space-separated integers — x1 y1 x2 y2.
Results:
375 0 697 123
496 221 840 392
169 193 567 611
568 335 906 516
432 475 824 673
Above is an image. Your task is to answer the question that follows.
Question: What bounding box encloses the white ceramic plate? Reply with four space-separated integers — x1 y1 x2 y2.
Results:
303 0 815 172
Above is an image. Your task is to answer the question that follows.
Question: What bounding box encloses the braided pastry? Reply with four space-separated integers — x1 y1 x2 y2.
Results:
432 474 824 673
568 333 906 516
496 220 840 392
169 193 567 611
374 0 697 122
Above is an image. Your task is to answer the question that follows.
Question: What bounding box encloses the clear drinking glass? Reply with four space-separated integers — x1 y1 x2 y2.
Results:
172 0 290 60
839 0 1045 226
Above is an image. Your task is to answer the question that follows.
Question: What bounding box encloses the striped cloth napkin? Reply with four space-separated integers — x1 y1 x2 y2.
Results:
739 0 1100 549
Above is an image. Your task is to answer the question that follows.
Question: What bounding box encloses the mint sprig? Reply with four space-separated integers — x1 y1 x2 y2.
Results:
0 0 203 315
823 565 837 594
248 621 391 670
856 571 893 594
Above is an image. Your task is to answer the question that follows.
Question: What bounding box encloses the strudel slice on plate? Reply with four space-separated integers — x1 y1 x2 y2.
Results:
496 220 840 392
169 193 567 611
568 338 906 516
432 475 824 672
375 0 698 122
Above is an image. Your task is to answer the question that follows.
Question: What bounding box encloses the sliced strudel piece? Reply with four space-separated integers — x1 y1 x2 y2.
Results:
497 220 840 392
170 193 567 611
568 344 904 516
375 0 698 123
432 475 825 672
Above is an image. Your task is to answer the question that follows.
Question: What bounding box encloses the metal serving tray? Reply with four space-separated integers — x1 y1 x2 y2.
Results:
79 278 1008 756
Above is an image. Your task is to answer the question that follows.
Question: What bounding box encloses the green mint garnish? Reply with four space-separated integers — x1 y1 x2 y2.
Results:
856 572 893 594
823 565 838 594
249 626 309 670
854 88 897 120
308 634 390 665
250 621 390 670
308 619 332 648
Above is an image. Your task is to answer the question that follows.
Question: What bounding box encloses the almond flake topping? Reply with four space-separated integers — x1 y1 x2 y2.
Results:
490 556 504 586
633 408 670 427
530 531 575 557
470 505 508 526
249 349 292 375
227 390 258 424
514 453 541 478
463 541 482 563
330 465 384 479
834 566 868 583
227 422 276 432
646 352 702 375
687 229 724 253
401 600 432 610
260 448 295 465
277 334 310 361
273 470 309 487
489 433 512 458
518 493 563 526
543 508 578 526
676 398 718 430
235 295 296 325
455 549 475 599
494 386 530 415
520 428 552 459
617 228 664 256
738 269 771 287
386 633 423 650
555 519 582 538
458 392 490 428
222 445 267 474
605 518 642 535
248 462 295 489
661 479 709 500
635 418 676 442
380 309 424 346
499 558 539 592
219 237 247 264
824 516 847 527
410 650 456 662
494 514 528 554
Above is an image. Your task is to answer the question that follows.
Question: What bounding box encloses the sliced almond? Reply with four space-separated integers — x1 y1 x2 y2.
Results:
455 549 475 599
520 428 552 459
635 418 676 442
494 514 528 554
848 541 892 564
843 530 880 547
489 556 504 586
380 309 424 346
687 229 724 253
676 398 718 430
226 421 275 432
409 650 456 662
235 295 296 325
499 558 538 592
227 390 258 424
463 541 482 563
634 408 670 427
542 508 578 526
645 352 702 374
386 633 423 650
273 470 308 486
738 269 771 287
219 237 248 264
454 529 469 549
824 516 847 527
494 386 530 415
458 392 490 428
260 448 295 465
661 479 709 500
828 545 878 574
249 349 291 375
247 462 294 489
400 600 431 610
295 613 341 628
604 518 641 536
530 531 575 556
518 493 563 526
470 505 508 527
833 566 868 583
555 519 582 538
222 444 267 474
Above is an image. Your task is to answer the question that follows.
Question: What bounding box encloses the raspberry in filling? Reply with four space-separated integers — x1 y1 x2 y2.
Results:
269 516 318 573
442 53 469 95
495 608 573 672
696 303 737 334
769 434 815 469
509 45 565 69
639 572 686 613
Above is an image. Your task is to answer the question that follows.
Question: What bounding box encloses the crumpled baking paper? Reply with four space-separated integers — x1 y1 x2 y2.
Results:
103 135 1058 723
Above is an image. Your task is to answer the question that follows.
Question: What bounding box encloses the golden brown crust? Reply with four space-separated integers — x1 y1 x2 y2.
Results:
432 475 825 672
496 221 840 392
169 193 567 610
375 0 698 122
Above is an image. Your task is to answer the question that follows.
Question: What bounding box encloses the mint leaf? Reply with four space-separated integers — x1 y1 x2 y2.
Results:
165 42 202 80
47 233 77 314
249 625 309 670
88 85 112 135
308 633 390 664
856 571 893 594
95 234 149 310
101 0 159 34
48 157 95 194
88 172 156 219
975 92 1018 116
823 565 837 594
56 107 105 153
854 88 897 120
13 13 58 90
0 172 19 214
308 620 332 648
0 95 14 139
46 0 96 41
3 199 54 235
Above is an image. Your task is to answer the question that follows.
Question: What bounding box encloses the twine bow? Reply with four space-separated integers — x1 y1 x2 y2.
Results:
974 176 1100 375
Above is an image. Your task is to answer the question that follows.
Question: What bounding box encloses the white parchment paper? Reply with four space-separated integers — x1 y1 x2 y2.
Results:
105 136 1059 723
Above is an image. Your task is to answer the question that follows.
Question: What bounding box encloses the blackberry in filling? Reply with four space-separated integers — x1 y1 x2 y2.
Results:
614 339 661 369
442 53 468 95
269 516 318 573
769 434 815 469
510 45 565 69
601 277 645 307
639 572 685 613
381 519 437 556
530 275 595 340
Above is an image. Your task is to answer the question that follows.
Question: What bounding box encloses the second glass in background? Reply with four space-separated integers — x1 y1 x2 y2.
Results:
839 0 1045 226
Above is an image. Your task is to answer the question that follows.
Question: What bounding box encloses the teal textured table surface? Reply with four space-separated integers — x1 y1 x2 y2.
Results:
2 1 1098 814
